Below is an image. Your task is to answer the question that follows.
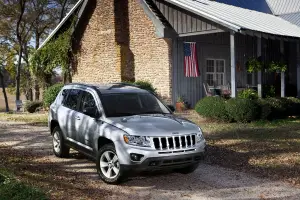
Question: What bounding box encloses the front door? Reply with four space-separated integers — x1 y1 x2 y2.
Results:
60 88 82 141
77 90 101 150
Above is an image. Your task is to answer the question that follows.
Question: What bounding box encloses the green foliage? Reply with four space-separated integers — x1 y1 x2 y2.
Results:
195 97 230 121
123 80 157 94
246 57 262 73
226 98 259 122
0 173 47 200
238 89 258 100
263 85 276 98
134 80 157 94
30 25 73 85
43 83 64 108
268 61 287 72
24 101 43 113
264 98 287 119
256 99 272 120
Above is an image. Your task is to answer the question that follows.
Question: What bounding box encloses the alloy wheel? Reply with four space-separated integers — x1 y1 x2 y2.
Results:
100 151 120 179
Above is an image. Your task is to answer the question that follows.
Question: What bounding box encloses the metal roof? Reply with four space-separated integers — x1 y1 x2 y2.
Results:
280 12 300 27
38 0 84 50
164 0 300 38
266 0 300 15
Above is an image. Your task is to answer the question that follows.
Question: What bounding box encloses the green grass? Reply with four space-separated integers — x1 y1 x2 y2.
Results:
0 169 47 200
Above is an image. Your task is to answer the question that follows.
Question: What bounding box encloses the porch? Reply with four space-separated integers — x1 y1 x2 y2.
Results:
172 32 300 107
142 0 300 108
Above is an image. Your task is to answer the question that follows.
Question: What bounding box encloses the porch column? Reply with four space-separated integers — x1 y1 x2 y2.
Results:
297 41 300 97
280 40 285 97
230 32 236 98
257 37 262 98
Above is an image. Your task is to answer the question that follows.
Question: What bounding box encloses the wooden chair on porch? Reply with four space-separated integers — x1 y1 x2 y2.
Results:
203 83 221 97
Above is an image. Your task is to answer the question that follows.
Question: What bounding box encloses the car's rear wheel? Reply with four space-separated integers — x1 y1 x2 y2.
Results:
96 144 125 184
174 163 199 174
52 127 70 158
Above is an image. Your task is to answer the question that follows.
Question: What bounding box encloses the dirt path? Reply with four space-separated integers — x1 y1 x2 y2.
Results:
1 121 300 200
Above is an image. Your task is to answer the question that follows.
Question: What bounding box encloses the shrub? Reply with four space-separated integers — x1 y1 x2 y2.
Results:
43 83 64 108
123 80 157 94
263 85 276 98
195 97 230 121
226 98 259 122
238 89 258 100
256 99 272 120
24 101 43 113
134 80 157 94
264 97 286 119
283 97 300 116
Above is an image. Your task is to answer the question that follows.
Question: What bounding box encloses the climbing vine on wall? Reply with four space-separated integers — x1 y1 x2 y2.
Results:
30 20 75 85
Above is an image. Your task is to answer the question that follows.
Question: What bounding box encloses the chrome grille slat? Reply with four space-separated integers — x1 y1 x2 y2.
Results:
153 134 196 151
158 137 163 150
166 137 169 150
172 136 176 149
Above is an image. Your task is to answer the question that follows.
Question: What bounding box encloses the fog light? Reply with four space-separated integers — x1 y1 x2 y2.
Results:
130 153 144 161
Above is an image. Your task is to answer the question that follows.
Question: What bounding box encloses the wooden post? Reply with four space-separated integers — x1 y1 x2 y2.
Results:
297 41 300 97
230 32 236 98
280 40 285 97
257 37 262 98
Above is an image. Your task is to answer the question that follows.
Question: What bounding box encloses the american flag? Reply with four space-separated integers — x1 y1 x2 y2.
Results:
184 42 200 77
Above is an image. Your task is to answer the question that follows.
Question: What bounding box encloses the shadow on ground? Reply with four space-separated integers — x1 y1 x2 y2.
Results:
1 122 300 200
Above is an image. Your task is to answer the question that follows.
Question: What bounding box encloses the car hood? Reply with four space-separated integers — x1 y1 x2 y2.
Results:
103 114 200 136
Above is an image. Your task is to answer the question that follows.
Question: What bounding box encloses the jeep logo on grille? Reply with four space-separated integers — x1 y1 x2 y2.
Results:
172 132 179 135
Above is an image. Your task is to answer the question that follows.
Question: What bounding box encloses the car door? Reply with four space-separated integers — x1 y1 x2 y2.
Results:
77 90 102 150
60 88 82 141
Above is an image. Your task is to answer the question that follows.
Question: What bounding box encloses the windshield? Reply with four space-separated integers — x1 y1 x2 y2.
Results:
100 93 170 117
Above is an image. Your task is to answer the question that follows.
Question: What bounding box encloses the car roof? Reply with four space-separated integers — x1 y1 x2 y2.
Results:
64 82 149 94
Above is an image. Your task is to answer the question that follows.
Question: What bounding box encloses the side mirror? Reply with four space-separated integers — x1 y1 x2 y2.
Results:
167 105 175 113
83 107 102 118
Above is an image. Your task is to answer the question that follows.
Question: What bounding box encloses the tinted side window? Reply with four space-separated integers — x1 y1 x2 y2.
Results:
63 89 81 110
79 91 97 111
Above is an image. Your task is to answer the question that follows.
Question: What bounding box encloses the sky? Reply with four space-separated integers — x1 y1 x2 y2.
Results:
214 0 272 14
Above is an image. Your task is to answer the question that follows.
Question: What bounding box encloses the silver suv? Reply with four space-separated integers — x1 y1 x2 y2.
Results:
48 83 206 184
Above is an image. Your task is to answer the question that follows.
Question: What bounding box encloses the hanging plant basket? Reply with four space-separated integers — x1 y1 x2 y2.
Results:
246 57 263 73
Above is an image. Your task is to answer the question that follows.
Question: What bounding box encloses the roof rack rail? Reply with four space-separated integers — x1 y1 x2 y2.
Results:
108 82 142 90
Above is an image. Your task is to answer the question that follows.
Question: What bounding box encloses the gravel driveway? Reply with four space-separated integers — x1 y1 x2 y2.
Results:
1 121 300 200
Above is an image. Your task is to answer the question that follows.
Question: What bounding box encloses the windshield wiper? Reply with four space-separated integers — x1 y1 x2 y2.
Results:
139 111 169 115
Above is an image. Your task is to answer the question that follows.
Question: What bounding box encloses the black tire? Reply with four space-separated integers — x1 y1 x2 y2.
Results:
52 126 70 158
96 144 126 184
175 163 199 174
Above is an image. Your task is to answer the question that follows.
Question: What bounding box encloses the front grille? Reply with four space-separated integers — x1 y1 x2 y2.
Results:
153 134 196 150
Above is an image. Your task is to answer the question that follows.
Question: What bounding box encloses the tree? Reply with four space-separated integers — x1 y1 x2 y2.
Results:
0 43 12 112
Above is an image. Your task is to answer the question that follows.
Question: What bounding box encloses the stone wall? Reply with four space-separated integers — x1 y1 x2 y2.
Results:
73 0 172 102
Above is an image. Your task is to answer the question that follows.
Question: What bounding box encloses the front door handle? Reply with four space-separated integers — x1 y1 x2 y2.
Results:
75 116 81 120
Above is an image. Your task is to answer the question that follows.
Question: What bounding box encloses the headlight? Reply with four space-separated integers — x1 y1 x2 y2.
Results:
123 135 152 147
196 127 205 143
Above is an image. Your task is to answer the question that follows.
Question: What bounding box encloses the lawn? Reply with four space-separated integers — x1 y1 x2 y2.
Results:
0 169 47 200
0 113 48 126
1 110 300 186
0 91 26 112
181 110 300 186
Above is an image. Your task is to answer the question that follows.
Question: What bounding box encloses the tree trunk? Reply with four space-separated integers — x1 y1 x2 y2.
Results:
16 45 22 104
0 70 9 112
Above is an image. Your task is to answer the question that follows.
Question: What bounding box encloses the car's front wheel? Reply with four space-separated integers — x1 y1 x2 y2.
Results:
96 144 125 184
52 126 70 158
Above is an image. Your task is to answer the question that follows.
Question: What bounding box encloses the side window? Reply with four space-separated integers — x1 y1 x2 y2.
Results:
63 89 81 110
79 91 98 116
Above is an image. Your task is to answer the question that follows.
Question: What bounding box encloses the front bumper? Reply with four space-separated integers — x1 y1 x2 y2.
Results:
121 151 206 172
115 139 207 171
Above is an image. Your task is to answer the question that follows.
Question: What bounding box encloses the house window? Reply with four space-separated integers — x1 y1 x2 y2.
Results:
206 59 225 87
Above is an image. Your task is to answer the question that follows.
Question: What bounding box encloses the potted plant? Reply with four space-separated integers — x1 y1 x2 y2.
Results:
176 96 186 112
